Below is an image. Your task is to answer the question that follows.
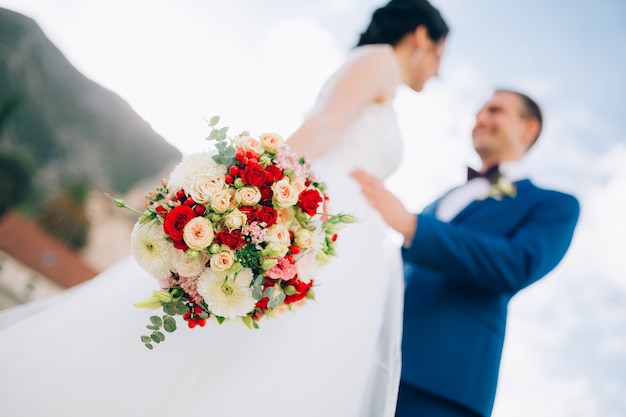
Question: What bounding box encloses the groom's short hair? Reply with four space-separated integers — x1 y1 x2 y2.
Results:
496 88 543 149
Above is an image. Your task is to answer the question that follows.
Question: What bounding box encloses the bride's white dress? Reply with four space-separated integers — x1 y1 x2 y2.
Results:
0 98 404 416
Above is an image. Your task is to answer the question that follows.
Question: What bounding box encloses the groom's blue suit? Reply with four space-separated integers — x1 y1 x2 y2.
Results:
396 179 579 417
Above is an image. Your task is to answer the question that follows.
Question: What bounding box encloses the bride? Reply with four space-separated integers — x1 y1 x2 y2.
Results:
0 1 448 416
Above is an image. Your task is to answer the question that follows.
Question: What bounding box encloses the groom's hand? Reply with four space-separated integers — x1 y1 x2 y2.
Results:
350 169 416 245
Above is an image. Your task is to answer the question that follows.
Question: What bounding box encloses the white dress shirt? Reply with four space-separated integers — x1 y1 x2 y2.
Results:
436 161 527 222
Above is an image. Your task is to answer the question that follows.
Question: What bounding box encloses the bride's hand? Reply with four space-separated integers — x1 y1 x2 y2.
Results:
350 169 416 244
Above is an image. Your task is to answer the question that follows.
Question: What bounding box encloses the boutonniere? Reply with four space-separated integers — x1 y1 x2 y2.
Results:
480 174 517 200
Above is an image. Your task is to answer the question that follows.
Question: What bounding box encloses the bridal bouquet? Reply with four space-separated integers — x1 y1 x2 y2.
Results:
109 117 355 349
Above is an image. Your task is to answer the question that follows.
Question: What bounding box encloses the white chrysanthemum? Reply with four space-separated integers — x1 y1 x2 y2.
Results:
197 268 256 319
130 221 172 280
168 152 226 192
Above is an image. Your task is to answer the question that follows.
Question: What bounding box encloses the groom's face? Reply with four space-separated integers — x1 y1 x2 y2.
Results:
471 92 528 161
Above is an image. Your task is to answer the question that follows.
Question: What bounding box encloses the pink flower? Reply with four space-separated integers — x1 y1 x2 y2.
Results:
265 257 297 281
242 221 267 244
178 275 204 304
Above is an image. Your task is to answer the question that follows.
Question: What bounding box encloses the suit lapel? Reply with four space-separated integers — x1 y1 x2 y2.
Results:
450 179 531 224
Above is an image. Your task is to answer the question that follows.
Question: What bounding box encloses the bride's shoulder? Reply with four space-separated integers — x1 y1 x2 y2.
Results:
344 44 399 79
350 44 395 62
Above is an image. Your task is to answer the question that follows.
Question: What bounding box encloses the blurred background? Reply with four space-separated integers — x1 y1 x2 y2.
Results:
0 1 624 415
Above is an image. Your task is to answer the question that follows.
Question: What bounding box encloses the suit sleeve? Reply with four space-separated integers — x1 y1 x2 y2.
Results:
402 192 580 294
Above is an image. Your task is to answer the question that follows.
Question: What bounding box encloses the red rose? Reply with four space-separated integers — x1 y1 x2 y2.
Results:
215 230 245 250
297 189 323 216
239 206 258 222
259 185 273 202
242 163 268 187
265 165 284 183
257 206 278 227
163 205 195 241
284 279 313 304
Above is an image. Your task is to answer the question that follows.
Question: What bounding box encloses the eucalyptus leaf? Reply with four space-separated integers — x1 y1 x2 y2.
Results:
163 303 176 315
163 316 177 333
146 325 159 331
151 331 165 343
175 303 190 315
209 115 220 126
150 316 163 326
145 343 154 350
252 286 263 300
140 335 151 343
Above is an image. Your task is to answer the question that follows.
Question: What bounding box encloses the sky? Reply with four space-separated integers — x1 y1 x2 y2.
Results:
1 0 625 415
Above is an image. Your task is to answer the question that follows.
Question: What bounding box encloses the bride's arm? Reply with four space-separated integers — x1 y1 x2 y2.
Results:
287 46 400 160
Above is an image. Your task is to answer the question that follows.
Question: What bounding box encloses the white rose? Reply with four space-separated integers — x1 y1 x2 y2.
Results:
171 248 208 277
272 178 299 208
189 175 225 205
264 224 291 245
294 228 315 250
259 132 284 153
210 249 235 273
211 190 232 213
235 187 261 206
224 209 247 230
277 207 295 227
183 217 215 250
292 177 307 193
235 134 265 155
295 251 319 284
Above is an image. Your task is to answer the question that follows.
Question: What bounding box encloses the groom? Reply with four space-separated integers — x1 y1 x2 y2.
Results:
351 89 579 417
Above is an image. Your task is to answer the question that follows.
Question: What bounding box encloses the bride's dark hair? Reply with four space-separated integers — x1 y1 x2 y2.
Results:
357 0 449 46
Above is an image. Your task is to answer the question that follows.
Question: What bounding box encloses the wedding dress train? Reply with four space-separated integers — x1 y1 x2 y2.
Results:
0 64 405 417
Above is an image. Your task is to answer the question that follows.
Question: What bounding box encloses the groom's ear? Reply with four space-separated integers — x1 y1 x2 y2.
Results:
521 117 540 151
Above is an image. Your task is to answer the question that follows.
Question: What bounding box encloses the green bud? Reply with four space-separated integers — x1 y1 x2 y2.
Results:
339 214 359 224
234 178 244 188
134 291 171 309
260 242 289 258
261 258 279 270
231 262 244 274
186 249 200 260
209 243 222 254
283 285 297 296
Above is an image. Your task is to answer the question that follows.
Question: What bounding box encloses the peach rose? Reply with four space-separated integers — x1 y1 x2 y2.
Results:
259 132 284 153
271 178 299 208
182 217 214 250
235 187 261 206
210 249 235 273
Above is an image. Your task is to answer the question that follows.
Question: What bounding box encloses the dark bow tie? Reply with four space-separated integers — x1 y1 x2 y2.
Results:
467 165 500 182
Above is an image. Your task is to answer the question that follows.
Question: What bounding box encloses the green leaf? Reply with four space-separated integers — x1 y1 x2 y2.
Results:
252 286 263 300
163 303 176 315
175 303 190 315
150 316 163 327
218 126 229 139
151 331 165 343
163 316 177 333
262 287 274 298
209 115 220 126
242 315 254 329
146 325 159 331
216 316 225 324
140 335 151 343
145 343 154 350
